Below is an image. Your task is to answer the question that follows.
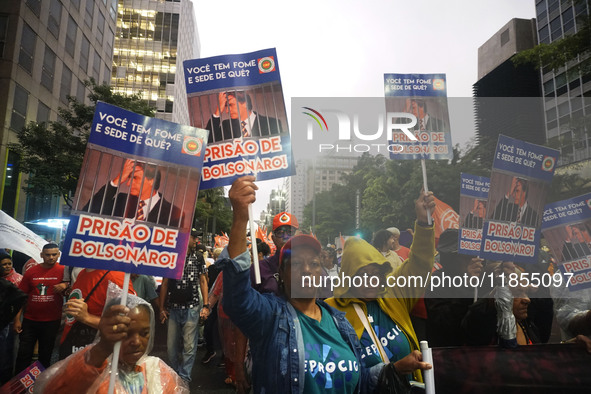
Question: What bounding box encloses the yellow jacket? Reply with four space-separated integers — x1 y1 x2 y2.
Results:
325 222 435 382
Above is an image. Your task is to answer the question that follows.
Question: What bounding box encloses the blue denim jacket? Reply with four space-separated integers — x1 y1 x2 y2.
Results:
219 249 383 394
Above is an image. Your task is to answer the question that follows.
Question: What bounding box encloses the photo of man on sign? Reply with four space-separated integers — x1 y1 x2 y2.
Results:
75 149 200 232
83 159 184 227
491 176 540 228
205 90 283 143
187 82 287 145
403 98 446 132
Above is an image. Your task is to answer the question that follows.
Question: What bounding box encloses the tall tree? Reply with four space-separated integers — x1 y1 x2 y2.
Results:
10 80 155 207
194 188 233 242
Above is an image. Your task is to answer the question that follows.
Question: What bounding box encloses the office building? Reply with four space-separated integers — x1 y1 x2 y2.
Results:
0 0 117 221
111 0 199 124
535 0 590 166
287 155 358 224
473 18 545 165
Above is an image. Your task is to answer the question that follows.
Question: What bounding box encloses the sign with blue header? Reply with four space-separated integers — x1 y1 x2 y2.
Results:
458 173 490 256
61 102 208 279
480 135 559 264
184 48 294 189
542 193 591 291
384 73 453 160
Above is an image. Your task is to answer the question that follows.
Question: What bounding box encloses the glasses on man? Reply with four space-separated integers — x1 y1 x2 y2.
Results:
274 226 296 238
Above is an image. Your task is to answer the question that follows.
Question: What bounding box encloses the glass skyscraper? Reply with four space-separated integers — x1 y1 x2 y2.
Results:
111 0 199 124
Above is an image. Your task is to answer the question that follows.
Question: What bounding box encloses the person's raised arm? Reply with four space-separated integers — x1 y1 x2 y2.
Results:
228 176 257 258
391 189 436 308
222 176 278 341
158 278 169 324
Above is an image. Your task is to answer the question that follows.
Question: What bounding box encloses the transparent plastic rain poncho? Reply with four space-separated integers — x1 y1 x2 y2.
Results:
35 282 189 393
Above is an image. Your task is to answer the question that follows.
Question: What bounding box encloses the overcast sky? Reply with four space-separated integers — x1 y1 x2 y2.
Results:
192 0 537 219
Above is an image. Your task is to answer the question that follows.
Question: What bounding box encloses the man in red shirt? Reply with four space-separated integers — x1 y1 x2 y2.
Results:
13 243 65 373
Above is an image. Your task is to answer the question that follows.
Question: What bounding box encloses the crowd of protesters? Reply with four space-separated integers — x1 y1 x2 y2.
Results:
2 176 591 393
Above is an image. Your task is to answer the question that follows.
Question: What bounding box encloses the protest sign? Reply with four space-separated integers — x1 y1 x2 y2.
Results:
0 361 44 394
61 102 208 279
458 173 490 255
384 73 453 160
480 135 559 263
542 193 591 291
183 48 294 189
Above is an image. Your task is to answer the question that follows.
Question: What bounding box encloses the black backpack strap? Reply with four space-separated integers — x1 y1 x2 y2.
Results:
83 270 110 303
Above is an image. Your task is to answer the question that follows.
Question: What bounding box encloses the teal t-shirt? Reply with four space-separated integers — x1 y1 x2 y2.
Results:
297 304 360 393
358 301 412 369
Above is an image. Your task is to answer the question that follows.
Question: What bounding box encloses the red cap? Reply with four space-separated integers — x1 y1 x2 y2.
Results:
273 212 299 231
279 234 321 268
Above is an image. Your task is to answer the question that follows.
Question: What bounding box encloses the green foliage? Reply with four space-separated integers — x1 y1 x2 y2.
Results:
302 144 489 243
194 188 232 238
512 10 590 75
550 171 591 202
10 80 155 206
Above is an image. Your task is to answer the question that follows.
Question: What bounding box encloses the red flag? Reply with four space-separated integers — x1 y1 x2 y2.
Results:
267 230 276 255
431 196 459 239
215 233 229 249
339 233 346 249
255 227 267 244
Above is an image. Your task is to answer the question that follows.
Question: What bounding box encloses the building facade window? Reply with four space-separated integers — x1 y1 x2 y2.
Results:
18 24 36 74
66 15 78 58
48 0 62 39
60 65 72 104
37 101 51 123
77 79 86 103
0 15 7 58
93 49 101 81
500 29 510 46
109 0 117 20
538 24 549 44
97 10 105 43
25 0 41 17
41 46 57 91
105 26 114 58
550 16 562 40
11 84 29 131
85 0 94 28
80 35 90 72
2 150 21 217
562 7 574 33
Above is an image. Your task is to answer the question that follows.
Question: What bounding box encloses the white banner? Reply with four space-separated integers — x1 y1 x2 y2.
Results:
0 210 46 262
